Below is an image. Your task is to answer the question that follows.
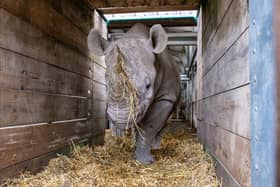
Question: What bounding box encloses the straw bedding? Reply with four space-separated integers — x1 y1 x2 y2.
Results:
4 129 220 187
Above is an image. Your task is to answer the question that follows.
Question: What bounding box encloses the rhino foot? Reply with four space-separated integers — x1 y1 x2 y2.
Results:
151 135 162 150
135 152 155 164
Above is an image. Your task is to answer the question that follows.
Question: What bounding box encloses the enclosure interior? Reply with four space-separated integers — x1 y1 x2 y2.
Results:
0 1 250 186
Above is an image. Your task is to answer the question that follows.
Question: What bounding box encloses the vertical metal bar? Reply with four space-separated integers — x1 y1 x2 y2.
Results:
275 0 280 185
249 0 276 186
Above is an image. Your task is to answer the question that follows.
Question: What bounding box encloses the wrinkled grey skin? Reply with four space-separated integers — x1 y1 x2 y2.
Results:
88 23 180 164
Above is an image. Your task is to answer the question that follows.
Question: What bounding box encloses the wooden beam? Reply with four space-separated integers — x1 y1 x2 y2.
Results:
108 18 197 29
99 5 199 14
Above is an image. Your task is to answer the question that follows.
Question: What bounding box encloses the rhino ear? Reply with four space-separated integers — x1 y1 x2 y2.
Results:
87 28 108 56
149 24 168 54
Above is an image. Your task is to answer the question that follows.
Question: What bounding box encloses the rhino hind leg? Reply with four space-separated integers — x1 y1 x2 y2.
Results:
135 100 175 164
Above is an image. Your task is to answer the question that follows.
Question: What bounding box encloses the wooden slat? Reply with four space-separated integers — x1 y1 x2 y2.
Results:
93 100 107 118
0 0 88 55
0 120 91 170
202 0 249 76
201 85 250 139
0 48 92 97
202 29 249 98
0 9 92 78
202 0 233 52
48 0 92 34
93 82 107 101
198 122 251 186
0 146 69 181
93 118 107 137
0 89 90 127
93 63 106 84
214 154 240 187
86 0 200 9
108 18 197 29
100 5 200 14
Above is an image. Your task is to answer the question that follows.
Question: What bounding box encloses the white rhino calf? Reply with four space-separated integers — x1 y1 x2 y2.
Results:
88 23 181 164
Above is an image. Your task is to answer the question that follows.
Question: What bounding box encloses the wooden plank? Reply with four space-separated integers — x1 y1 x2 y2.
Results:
0 120 92 170
92 56 106 68
48 0 92 34
0 89 90 127
198 122 251 186
108 18 197 29
93 63 106 84
93 118 107 137
202 0 233 53
0 0 88 55
0 48 92 97
201 85 250 141
202 0 249 76
0 9 92 78
214 153 240 187
99 5 200 14
0 145 71 181
202 30 249 98
93 100 107 118
93 82 107 101
87 0 200 9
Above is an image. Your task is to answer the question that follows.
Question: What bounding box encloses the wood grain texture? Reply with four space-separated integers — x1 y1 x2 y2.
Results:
86 0 200 9
93 82 107 101
93 63 106 85
92 118 107 137
47 0 92 34
0 9 92 78
202 0 249 76
202 0 233 53
0 0 88 55
0 89 90 127
202 29 249 99
201 85 250 139
0 120 92 170
198 122 251 186
93 100 107 118
0 48 92 97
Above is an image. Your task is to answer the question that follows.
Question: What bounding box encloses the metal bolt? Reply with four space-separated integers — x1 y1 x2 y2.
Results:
255 164 259 171
253 48 256 54
253 77 257 84
254 107 258 112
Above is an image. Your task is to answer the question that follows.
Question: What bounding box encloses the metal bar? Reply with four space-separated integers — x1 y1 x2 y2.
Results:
187 47 197 77
250 0 276 186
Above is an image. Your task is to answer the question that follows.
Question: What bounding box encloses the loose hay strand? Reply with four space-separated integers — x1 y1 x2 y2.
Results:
5 129 221 187
113 46 144 138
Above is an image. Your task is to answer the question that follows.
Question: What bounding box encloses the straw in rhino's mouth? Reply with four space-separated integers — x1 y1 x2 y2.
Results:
107 46 144 137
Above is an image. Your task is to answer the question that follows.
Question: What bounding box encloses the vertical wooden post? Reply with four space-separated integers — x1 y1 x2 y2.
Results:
250 0 276 186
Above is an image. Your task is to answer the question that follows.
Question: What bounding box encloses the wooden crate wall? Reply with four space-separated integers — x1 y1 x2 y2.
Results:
193 0 251 186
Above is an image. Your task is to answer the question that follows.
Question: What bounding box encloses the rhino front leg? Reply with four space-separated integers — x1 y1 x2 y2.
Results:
135 100 175 164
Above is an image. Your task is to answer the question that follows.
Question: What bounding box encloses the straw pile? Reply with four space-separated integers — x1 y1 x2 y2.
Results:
4 129 220 187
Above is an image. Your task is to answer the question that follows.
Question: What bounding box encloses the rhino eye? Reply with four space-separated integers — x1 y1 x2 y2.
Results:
146 83 151 89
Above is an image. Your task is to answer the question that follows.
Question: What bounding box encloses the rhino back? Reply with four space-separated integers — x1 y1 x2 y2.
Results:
153 49 181 103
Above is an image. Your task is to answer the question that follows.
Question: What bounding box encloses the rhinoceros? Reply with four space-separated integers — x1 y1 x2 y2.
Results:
88 23 181 164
